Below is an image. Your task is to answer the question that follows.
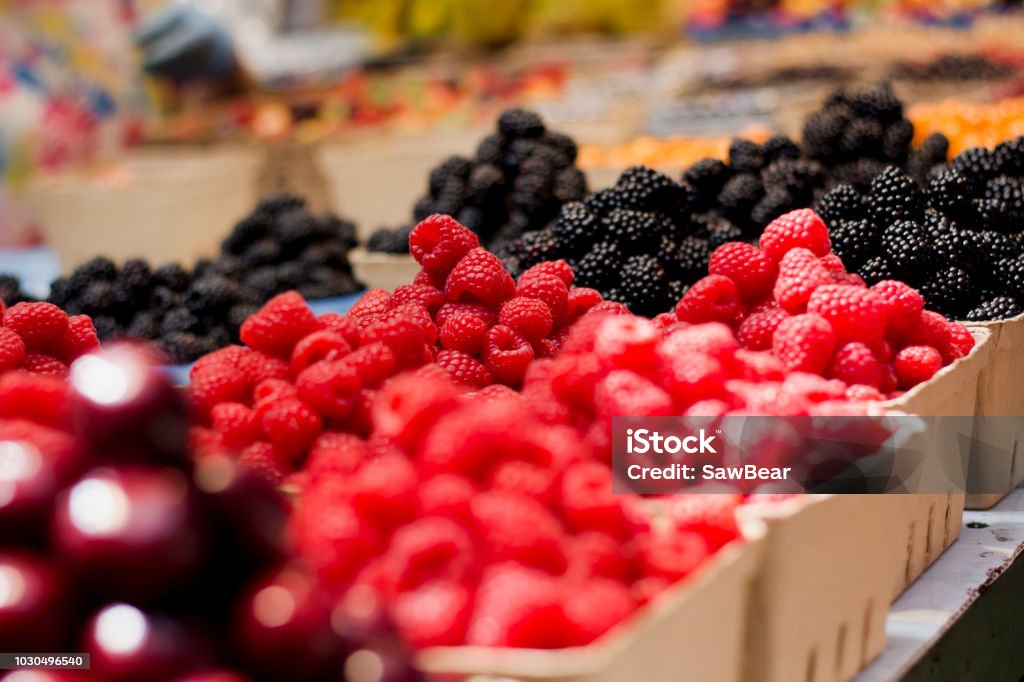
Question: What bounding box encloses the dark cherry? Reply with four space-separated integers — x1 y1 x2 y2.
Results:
0 440 62 545
0 552 69 651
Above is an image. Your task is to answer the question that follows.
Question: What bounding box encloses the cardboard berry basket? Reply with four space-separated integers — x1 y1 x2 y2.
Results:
417 526 765 682
348 247 420 292
962 315 1024 509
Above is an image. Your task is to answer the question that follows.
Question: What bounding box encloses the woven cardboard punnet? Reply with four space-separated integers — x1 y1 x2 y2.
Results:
348 247 419 292
417 528 764 682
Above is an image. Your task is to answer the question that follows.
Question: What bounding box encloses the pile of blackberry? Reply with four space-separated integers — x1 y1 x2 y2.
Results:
368 108 587 253
820 136 1024 321
48 195 362 362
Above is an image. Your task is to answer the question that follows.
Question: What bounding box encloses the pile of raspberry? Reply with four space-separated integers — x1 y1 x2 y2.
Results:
675 208 975 400
189 214 608 479
0 300 100 378
288 367 746 650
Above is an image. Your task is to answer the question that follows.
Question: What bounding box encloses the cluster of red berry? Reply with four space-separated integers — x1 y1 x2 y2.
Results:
0 301 100 378
289 366 744 650
677 209 975 400
188 215 613 480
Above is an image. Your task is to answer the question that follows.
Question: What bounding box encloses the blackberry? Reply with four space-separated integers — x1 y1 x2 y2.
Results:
881 220 933 280
882 119 915 163
683 158 732 210
761 159 825 199
300 241 348 266
151 286 185 311
675 235 712 281
802 108 850 162
761 135 801 163
274 262 305 289
933 228 984 276
615 166 690 214
619 254 669 317
0 275 33 305
243 267 280 299
705 216 745 250
815 184 865 225
994 256 1024 300
431 178 467 216
965 297 1024 322
717 173 763 225
497 109 545 139
867 167 924 227
830 219 879 269
839 118 884 160
505 138 541 169
727 139 764 173
553 202 599 258
193 259 218 279
240 239 281 268
81 281 118 315
115 259 152 291
160 332 213 364
126 311 160 339
543 132 578 165
152 263 191 292
907 132 950 182
668 280 688 303
255 194 304 217
919 267 975 317
186 275 243 314
222 213 270 255
926 169 974 218
604 208 668 253
575 241 621 290
475 133 504 166
91 315 122 340
413 195 435 222
511 228 560 272
751 189 796 229
584 188 624 217
48 277 71 308
829 158 888 192
228 303 260 331
429 156 473 196
274 210 324 255
976 175 1024 231
993 136 1024 176
970 230 1021 266
324 214 358 248
367 228 407 253
467 164 505 204
849 83 903 123
161 307 201 337
951 146 999 190
553 167 587 203
860 256 896 285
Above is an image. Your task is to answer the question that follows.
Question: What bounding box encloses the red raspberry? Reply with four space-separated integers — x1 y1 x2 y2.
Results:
466 563 567 648
484 325 534 386
772 248 833 314
360 316 427 369
708 242 778 303
292 495 381 589
759 208 831 261
436 349 493 388
386 516 476 591
665 495 741 552
675 275 741 324
0 371 70 428
892 310 952 353
894 345 943 389
337 342 397 389
296 360 361 419
559 461 630 540
499 297 553 343
350 453 418 531
563 578 636 646
190 364 251 417
439 312 488 355
240 292 319 358
652 312 677 330
253 378 297 405
418 474 477 526
520 260 574 288
418 398 538 477
947 322 975 360
238 442 287 485
471 491 567 573
807 284 887 343
819 253 847 279
595 370 674 417
211 402 261 449
592 316 659 372
772 313 836 374
348 289 390 318
316 312 361 347
391 580 471 648
386 284 445 315
737 301 789 350
489 459 556 504
517 274 569 328
385 304 438 345
0 327 26 372
290 330 351 375
305 432 367 485
660 322 739 361
434 302 497 328
683 399 731 417
870 280 925 336
21 354 67 378
247 352 291 385
781 371 848 403
408 214 480 276
444 247 516 309
641 530 710 581
657 352 726 407
566 532 632 581
372 373 459 453
846 384 885 401
586 301 630 316
732 349 785 381
827 342 884 388
41 314 100 363
545 354 602 412
259 398 322 464
3 303 68 349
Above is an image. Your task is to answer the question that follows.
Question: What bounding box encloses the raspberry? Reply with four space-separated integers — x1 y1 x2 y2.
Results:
499 297 553 343
818 253 847 279
652 312 676 330
253 378 298 404
870 280 925 336
259 398 322 464
238 442 287 485
519 260 574 288
190 364 251 418
434 302 498 328
0 371 70 428
290 330 351 375
594 370 674 418
349 453 418 531
660 322 739 361
386 284 445 315
360 316 427 369
759 208 831 261
807 285 887 343
391 580 471 648
773 248 833 314
894 346 943 389
21 354 68 378
348 289 390 318
372 373 459 453
657 352 726 407
772 313 836 374
666 495 741 552
409 214 480 276
827 342 884 388
41 314 99 363
445 247 516 309
484 325 534 386
418 398 537 478
471 491 566 573
782 371 848 403
489 460 556 504
317 313 361 347
559 461 630 540
3 303 68 350
439 312 488 355
736 302 789 351
387 516 476 592
418 474 477 526
240 292 319 358
675 275 741 324
592 316 659 373
385 304 439 345
305 432 368 485
516 274 569 328
563 578 636 646
683 399 731 417
292 496 381 589
0 327 26 372
337 343 397 389
466 562 567 648
436 349 493 388
296 360 361 419
732 349 785 381
566 532 631 581
948 323 975 360
708 242 778 303
846 384 885 401
211 402 261 449
641 531 710 581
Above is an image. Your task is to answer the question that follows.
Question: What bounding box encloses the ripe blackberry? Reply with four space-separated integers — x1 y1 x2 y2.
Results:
152 286 185 311
228 303 260 331
881 220 933 280
366 227 409 254
504 138 540 170
860 256 896 285
951 146 999 190
829 219 879 268
186 275 244 314
91 315 122 340
553 167 587 202
81 281 118 315
882 119 915 163
965 296 1024 322
498 109 545 139
413 195 435 222
751 189 796 229
815 184 865 225
933 228 984 276
243 267 280 299
255 193 304 217
701 214 745 250
668 280 688 302
222 213 270 255
761 158 825 199
926 169 974 218
615 166 689 213
583 188 623 217
970 230 1021 266
274 262 305 289
467 164 506 207
867 167 924 227
241 239 282 268
994 256 1024 300
431 178 467 216
829 158 888 192
575 241 621 290
802 108 850 162
126 311 160 340
0 275 33 305
907 132 950 182
728 139 765 173
456 207 484 232
717 173 763 225
300 241 349 266
553 202 598 258
429 156 473 196
976 175 1024 231
619 254 669 317
475 133 504 166
544 131 578 164
160 332 214 363
511 228 560 271
683 158 733 210
993 136 1024 176
47 277 71 308
77 256 118 282
762 135 801 162
603 208 666 253
675 235 712 281
324 214 358 248
919 267 975 317
849 82 903 123
839 118 884 160
161 307 201 337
